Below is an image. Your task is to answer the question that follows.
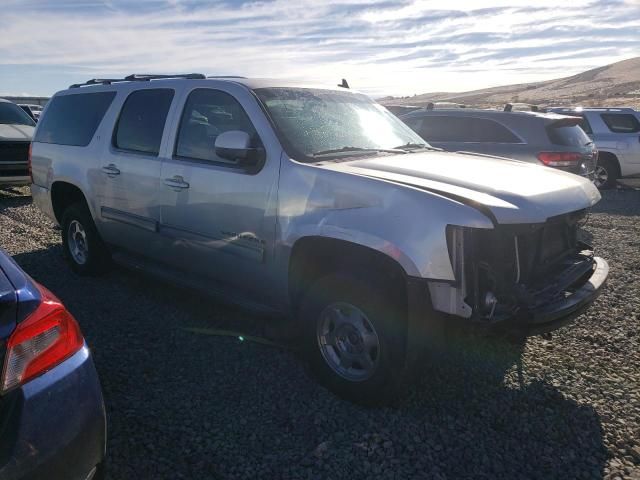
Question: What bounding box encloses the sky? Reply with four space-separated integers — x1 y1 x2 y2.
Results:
0 0 639 98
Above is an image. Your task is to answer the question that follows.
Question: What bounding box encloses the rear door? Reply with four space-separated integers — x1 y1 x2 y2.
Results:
157 85 281 305
96 87 180 258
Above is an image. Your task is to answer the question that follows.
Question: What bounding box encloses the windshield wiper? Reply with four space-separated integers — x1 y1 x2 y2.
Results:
392 142 441 151
312 146 405 157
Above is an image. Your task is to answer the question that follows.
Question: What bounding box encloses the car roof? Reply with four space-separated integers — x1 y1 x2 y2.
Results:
63 75 357 94
400 108 567 121
549 107 638 114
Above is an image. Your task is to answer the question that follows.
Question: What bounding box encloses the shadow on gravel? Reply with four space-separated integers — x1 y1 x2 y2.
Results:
400 333 608 479
11 245 608 480
0 188 32 212
591 188 640 216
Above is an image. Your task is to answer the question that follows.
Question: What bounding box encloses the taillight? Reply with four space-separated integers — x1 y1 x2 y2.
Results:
537 152 582 167
1 284 84 392
27 143 33 183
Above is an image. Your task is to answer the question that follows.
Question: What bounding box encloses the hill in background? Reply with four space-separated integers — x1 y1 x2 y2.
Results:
380 57 640 109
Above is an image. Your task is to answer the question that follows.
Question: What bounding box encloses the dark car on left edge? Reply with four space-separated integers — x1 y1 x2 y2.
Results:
0 99 35 188
0 248 106 479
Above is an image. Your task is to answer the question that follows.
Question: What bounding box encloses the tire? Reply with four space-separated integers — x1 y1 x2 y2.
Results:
61 202 111 275
594 157 619 189
299 272 407 406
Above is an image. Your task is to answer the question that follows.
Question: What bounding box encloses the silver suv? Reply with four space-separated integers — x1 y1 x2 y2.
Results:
31 75 608 404
549 107 640 188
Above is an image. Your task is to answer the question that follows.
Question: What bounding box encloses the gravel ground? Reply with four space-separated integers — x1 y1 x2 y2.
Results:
0 185 639 480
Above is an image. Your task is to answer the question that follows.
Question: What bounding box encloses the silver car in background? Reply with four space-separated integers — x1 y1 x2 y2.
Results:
400 107 597 180
549 107 640 188
30 75 608 404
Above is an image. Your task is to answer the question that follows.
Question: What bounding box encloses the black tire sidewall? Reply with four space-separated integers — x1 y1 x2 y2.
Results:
61 203 108 275
597 158 618 189
300 272 406 405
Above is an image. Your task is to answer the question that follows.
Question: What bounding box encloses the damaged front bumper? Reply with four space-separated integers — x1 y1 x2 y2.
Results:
424 213 609 338
513 256 608 335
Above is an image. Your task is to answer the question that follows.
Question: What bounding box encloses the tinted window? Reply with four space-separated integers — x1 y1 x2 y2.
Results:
0 101 36 126
547 124 592 147
176 89 258 163
114 89 174 155
601 113 640 133
34 92 115 146
418 116 521 143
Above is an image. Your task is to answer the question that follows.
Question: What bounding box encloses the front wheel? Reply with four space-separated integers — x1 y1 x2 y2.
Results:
300 273 407 405
61 202 111 275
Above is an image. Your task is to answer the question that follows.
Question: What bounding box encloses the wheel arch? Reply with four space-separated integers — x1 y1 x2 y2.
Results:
287 236 411 316
597 150 621 175
50 181 91 224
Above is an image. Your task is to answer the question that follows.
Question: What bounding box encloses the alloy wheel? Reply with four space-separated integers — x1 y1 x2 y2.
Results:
68 220 89 265
316 302 380 382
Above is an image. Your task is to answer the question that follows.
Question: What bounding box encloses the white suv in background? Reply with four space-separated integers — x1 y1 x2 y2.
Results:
550 107 640 188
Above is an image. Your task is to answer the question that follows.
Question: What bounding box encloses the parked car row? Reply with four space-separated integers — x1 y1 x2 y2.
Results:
390 102 640 189
0 76 612 476
18 104 43 122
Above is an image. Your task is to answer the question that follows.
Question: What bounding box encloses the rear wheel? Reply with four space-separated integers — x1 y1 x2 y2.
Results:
594 157 619 189
61 202 110 275
300 272 407 405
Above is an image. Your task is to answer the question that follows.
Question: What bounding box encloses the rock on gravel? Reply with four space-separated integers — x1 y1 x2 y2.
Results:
1 185 639 479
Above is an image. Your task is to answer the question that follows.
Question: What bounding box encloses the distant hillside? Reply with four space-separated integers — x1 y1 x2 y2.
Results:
381 57 640 109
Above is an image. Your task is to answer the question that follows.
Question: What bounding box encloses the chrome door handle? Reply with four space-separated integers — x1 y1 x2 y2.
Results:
163 176 190 191
101 164 120 176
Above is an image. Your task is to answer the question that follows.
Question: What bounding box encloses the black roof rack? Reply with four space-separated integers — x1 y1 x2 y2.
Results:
504 103 546 113
425 102 466 110
206 75 247 79
69 73 206 88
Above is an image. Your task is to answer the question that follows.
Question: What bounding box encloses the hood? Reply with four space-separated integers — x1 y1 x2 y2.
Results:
0 124 34 141
319 150 601 224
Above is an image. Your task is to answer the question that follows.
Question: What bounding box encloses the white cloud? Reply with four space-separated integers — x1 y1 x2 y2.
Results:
0 0 638 96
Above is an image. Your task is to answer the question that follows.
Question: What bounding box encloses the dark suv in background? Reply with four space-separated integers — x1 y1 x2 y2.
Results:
400 107 597 180
0 99 35 187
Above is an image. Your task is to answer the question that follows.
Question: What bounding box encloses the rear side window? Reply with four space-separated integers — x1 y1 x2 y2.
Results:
175 88 257 164
34 92 115 146
577 116 592 134
601 113 640 133
418 116 520 143
114 89 174 155
547 124 592 147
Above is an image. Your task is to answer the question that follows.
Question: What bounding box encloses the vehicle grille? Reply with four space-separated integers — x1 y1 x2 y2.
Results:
463 210 587 318
0 142 30 164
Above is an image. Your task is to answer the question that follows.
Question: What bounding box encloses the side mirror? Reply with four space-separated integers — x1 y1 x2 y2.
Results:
214 130 265 170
